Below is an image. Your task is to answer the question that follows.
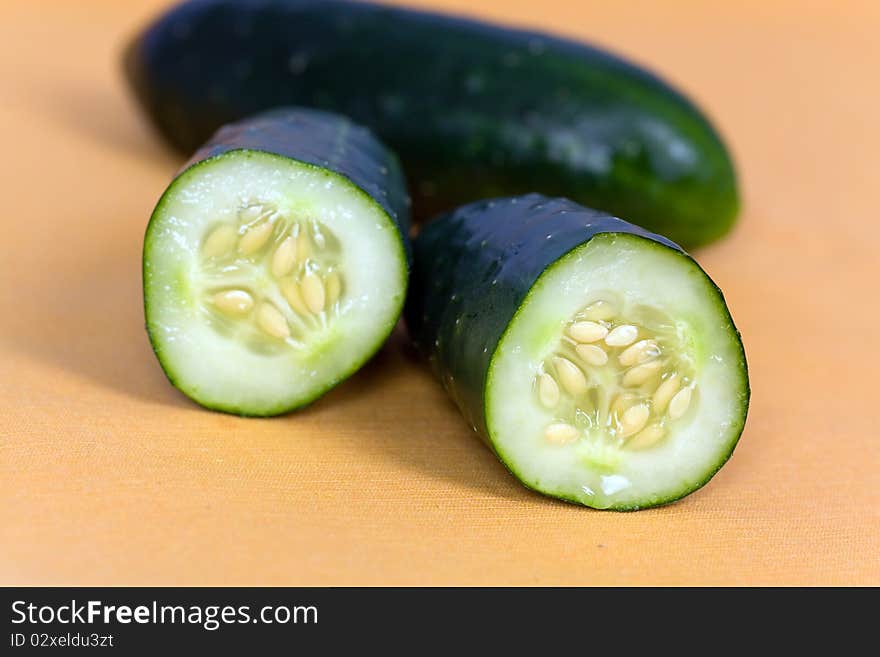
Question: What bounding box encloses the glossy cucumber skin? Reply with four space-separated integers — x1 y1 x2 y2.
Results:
125 0 739 248
183 107 410 240
406 195 681 440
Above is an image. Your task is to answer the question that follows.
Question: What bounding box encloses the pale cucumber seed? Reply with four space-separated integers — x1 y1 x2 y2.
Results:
213 289 254 315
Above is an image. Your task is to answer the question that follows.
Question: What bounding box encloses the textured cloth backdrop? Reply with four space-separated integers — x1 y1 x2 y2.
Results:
0 0 878 585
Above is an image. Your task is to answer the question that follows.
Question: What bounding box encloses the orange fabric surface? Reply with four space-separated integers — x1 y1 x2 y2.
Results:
1 0 878 586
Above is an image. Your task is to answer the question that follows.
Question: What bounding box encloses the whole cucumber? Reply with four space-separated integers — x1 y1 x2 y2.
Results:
125 0 739 247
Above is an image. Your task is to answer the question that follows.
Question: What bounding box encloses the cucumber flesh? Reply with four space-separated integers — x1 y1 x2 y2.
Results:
144 110 409 415
490 234 746 509
407 195 748 509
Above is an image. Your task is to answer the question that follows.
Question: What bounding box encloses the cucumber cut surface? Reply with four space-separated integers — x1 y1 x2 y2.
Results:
407 195 748 509
144 109 409 415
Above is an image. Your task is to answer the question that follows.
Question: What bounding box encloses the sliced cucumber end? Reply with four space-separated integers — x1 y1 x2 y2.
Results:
486 233 748 509
144 149 408 415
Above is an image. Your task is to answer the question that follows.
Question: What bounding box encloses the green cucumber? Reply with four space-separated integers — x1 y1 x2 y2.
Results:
125 0 738 248
144 108 410 415
406 195 749 509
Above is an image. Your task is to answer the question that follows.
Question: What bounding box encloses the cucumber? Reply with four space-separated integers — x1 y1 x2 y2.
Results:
125 0 738 248
144 108 410 415
406 195 749 509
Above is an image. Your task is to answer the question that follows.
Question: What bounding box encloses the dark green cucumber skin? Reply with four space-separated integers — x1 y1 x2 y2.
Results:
405 194 748 509
125 0 738 248
144 107 410 416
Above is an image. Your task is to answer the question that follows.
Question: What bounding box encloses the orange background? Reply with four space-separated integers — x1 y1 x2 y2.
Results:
1 0 878 586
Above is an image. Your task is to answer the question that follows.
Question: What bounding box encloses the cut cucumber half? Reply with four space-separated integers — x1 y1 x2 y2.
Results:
406 195 748 510
144 108 410 415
